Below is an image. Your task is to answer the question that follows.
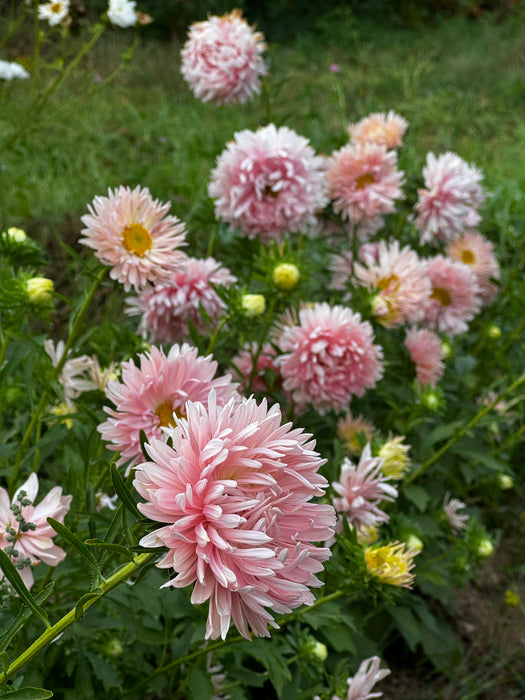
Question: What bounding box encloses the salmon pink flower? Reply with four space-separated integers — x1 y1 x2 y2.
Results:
208 124 328 242
232 342 285 396
404 327 445 387
134 392 336 640
80 185 187 292
348 110 408 149
181 9 267 106
446 231 500 305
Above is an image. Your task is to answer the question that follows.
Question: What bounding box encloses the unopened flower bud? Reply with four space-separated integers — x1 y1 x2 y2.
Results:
378 435 410 480
241 294 265 317
273 263 300 291
6 227 27 242
422 390 440 411
476 537 494 558
486 324 501 340
104 637 123 658
496 473 513 490
441 339 452 359
26 277 54 305
405 534 424 553
303 638 328 662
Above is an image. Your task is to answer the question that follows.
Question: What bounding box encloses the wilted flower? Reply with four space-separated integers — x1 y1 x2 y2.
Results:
126 256 236 343
0 473 72 589
134 392 336 640
336 655 391 700
325 142 404 223
209 124 328 242
98 344 239 472
277 302 383 413
181 9 266 106
446 231 500 305
364 542 417 588
337 413 376 456
443 493 469 533
273 262 300 291
26 276 54 306
0 60 30 81
404 327 445 388
241 293 266 316
414 152 486 245
107 0 137 28
44 339 98 409
38 0 70 26
332 444 398 530
348 110 408 149
80 185 187 292
377 435 411 480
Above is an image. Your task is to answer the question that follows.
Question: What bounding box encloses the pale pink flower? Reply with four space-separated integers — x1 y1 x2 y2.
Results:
79 185 187 292
423 256 482 336
0 473 72 589
181 9 267 106
341 655 391 700
98 344 239 472
276 302 383 413
329 250 354 293
44 339 98 409
414 152 486 245
446 231 500 305
354 240 431 327
404 327 445 387
126 256 236 343
443 493 469 533
325 142 404 223
134 392 336 640
232 342 285 396
208 124 328 242
332 444 397 530
348 110 408 150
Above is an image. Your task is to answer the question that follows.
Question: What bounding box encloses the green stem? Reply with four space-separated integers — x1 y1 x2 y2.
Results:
247 297 277 393
205 316 228 355
405 371 525 485
0 552 155 686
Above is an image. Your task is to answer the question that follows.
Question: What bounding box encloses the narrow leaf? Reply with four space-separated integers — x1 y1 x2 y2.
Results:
139 430 150 462
110 464 142 520
0 550 49 627
0 688 53 699
84 539 134 560
47 518 101 576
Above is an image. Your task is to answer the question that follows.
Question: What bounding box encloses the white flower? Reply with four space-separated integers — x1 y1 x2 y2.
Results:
107 0 137 28
0 60 30 81
44 339 98 408
443 493 469 533
38 1 70 26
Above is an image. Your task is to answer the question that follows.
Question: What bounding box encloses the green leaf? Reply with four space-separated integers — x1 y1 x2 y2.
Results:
0 687 53 699
85 650 122 690
240 639 291 696
0 550 49 627
0 583 54 652
386 604 421 651
403 484 430 512
47 518 101 576
74 590 102 620
188 667 214 700
139 429 150 461
84 539 134 560
110 464 142 520
0 651 9 674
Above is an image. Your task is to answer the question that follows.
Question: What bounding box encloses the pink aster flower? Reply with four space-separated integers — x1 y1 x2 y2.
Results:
79 185 187 292
348 110 408 150
0 473 72 589
134 392 336 640
276 302 383 413
446 231 500 305
126 256 236 344
404 327 445 387
208 123 328 242
341 655 391 700
354 240 431 327
329 250 354 294
181 9 267 106
414 152 486 245
332 444 397 530
98 344 239 472
423 256 482 336
325 142 405 223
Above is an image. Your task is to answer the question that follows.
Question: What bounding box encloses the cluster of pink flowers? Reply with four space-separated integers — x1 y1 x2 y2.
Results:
134 392 336 640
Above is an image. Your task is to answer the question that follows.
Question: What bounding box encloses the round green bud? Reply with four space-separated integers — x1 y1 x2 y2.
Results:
273 263 300 291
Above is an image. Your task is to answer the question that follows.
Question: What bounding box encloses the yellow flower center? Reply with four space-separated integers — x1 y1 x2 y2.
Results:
377 273 399 292
355 173 375 189
155 401 184 428
430 286 452 307
122 223 153 257
461 249 475 264
51 2 63 12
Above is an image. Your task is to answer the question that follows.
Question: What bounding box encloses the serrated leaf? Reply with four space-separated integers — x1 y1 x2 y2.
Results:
85 650 122 690
0 687 53 699
0 549 49 627
110 464 142 520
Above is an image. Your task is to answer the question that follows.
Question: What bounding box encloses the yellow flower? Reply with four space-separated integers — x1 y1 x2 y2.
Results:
48 402 76 430
26 276 54 306
241 293 266 316
505 590 520 607
356 524 379 545
364 541 417 588
273 262 300 291
378 435 410 480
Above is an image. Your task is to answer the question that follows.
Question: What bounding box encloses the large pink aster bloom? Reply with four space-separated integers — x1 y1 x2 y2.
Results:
354 240 431 327
414 152 486 245
332 444 397 530
98 344 239 472
208 123 328 242
134 392 336 640
446 231 500 305
0 474 72 589
404 327 445 387
181 9 267 106
423 256 481 336
325 142 404 223
80 185 187 292
126 256 236 344
348 110 408 150
277 303 383 413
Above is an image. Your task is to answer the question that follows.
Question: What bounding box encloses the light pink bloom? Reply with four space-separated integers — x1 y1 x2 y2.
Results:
423 256 481 336
80 185 187 292
181 9 267 106
134 392 336 640
208 124 328 242
332 444 397 530
443 493 469 533
277 302 383 413
341 655 391 700
404 327 445 387
348 110 408 150
98 344 239 472
0 473 72 589
325 142 404 223
232 342 285 396
414 152 486 245
446 231 500 305
126 256 236 344
44 339 98 409
354 240 431 327
329 250 354 294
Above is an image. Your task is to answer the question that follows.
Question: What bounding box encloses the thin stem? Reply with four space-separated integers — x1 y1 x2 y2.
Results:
405 371 525 485
247 297 277 393
205 317 228 355
0 552 155 686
